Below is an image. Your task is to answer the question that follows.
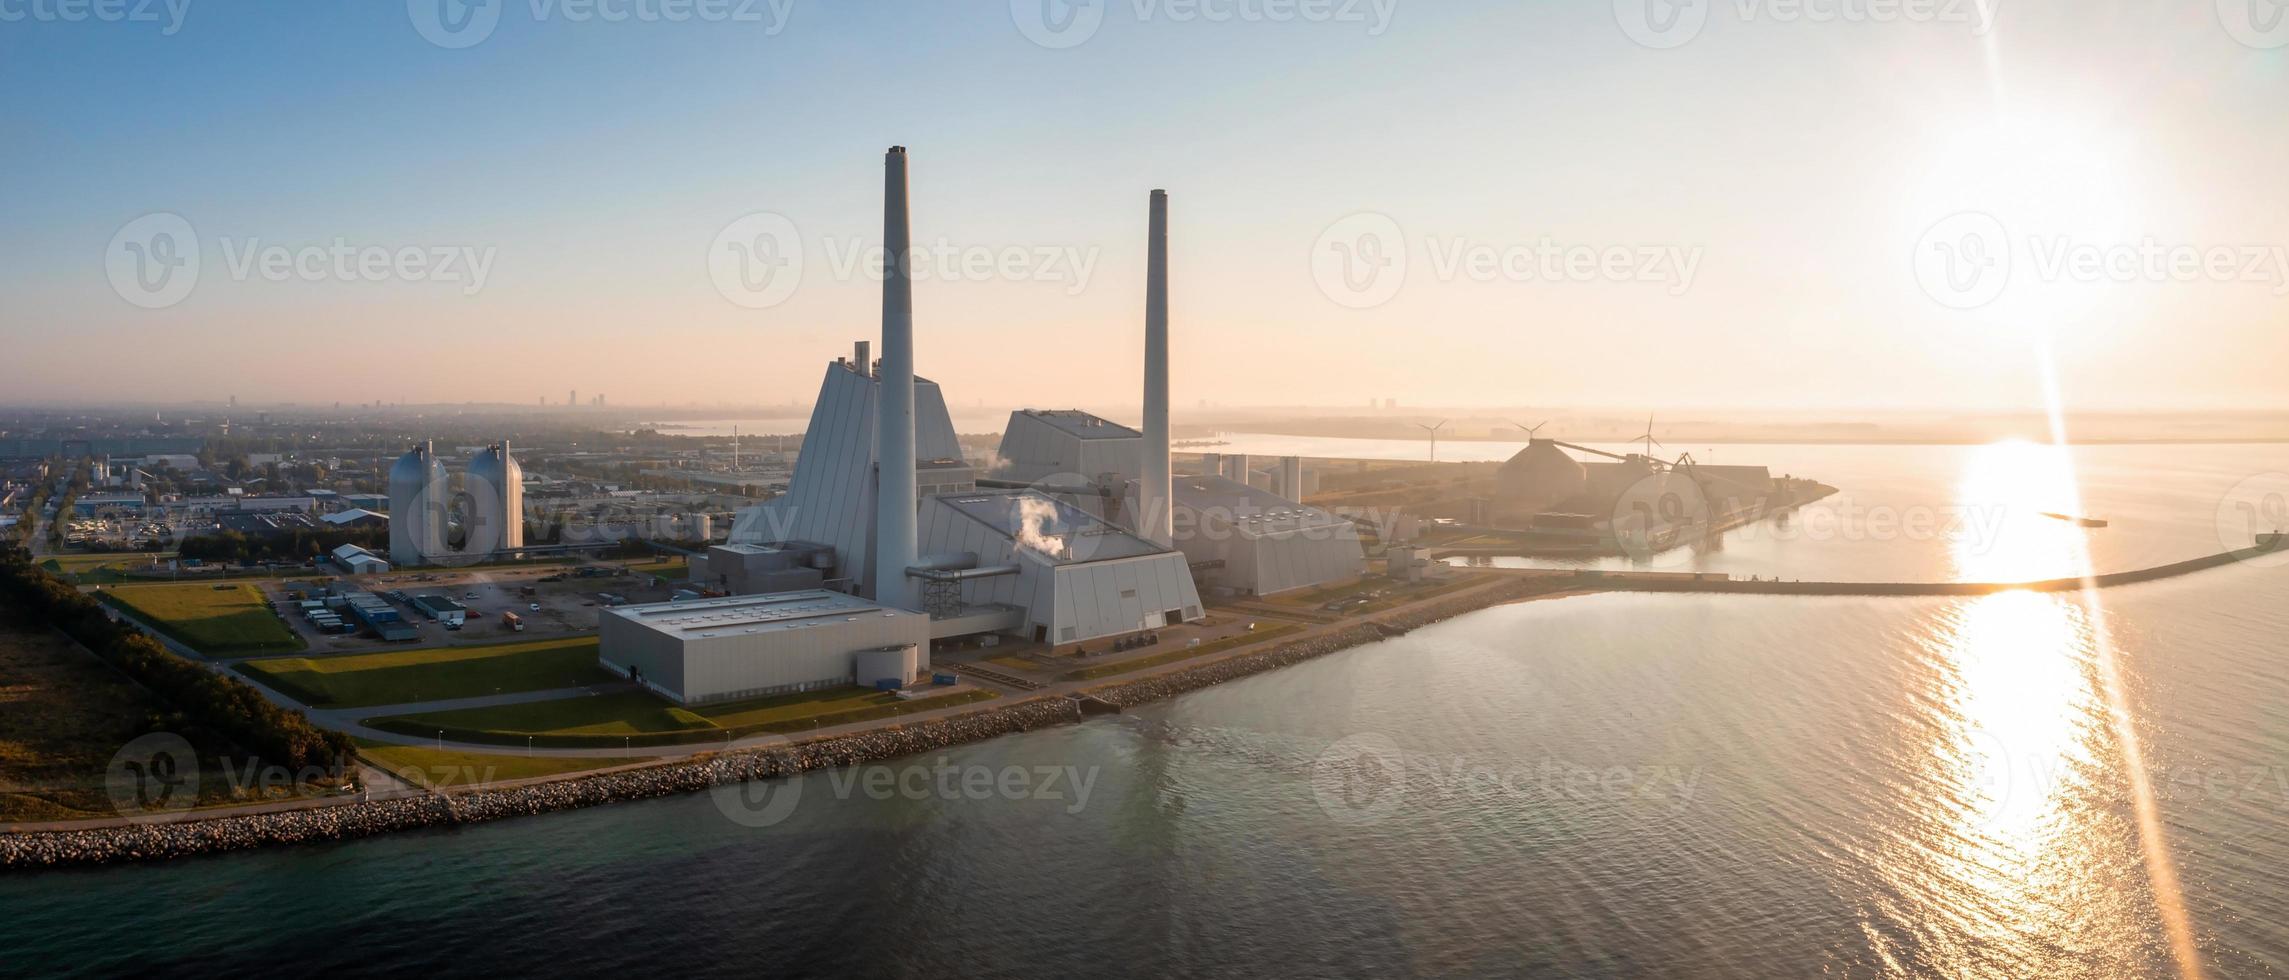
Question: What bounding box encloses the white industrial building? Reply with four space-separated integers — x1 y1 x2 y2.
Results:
599 591 930 704
330 543 391 575
1159 474 1364 597
993 410 1142 487
724 343 975 597
916 490 1203 645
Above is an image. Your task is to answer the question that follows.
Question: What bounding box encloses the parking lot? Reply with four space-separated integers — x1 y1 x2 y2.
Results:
259 560 689 655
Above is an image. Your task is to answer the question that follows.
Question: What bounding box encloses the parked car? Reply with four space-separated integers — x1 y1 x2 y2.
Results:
529 603 542 611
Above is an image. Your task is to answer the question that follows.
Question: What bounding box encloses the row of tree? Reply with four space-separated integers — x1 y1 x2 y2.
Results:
0 543 352 775
176 526 388 564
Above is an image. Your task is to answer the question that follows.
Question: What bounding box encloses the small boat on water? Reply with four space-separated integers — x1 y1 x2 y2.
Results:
2039 511 2109 528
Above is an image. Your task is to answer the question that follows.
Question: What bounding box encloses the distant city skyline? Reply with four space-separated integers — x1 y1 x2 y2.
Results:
5 2 2287 414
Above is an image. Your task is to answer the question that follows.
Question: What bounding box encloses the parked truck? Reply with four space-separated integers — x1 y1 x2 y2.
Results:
501 611 524 632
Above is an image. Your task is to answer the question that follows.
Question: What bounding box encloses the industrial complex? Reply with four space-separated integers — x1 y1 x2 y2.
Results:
605 149 1368 702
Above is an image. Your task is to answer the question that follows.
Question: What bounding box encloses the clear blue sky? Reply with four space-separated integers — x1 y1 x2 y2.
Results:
4 1 2286 413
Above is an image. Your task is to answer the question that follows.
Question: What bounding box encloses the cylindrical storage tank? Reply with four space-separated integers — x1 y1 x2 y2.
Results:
464 444 512 558
1198 452 1220 477
687 513 714 542
1280 457 1304 503
387 442 447 566
853 643 920 689
1222 453 1251 485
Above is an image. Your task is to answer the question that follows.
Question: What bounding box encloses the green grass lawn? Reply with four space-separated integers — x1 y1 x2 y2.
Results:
1064 623 1303 681
367 685 998 749
99 582 303 657
353 738 619 789
623 557 689 578
235 636 616 709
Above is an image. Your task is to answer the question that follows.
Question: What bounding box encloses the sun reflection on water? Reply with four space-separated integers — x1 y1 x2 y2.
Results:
1869 440 2196 978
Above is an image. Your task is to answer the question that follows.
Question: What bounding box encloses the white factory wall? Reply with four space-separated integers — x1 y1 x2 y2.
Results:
600 603 931 704
916 496 1203 645
995 412 1142 486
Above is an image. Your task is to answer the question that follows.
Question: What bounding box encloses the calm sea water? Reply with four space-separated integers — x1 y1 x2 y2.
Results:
5 444 2287 979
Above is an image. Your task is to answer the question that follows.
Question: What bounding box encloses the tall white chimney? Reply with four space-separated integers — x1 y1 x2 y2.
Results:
1281 456 1304 503
1140 189 1173 546
874 146 919 607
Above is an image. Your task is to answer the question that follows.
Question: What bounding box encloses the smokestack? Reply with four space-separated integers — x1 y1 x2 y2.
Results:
1281 456 1303 503
855 341 871 375
1140 189 1173 546
874 146 919 608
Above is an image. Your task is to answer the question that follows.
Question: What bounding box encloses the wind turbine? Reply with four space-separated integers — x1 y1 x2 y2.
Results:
1417 420 1449 462
1635 413 1662 458
1508 419 1549 442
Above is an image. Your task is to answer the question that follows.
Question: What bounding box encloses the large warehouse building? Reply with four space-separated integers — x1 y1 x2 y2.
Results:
599 591 930 704
1159 474 1365 597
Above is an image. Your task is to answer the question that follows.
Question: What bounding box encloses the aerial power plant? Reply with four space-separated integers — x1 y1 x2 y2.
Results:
386 439 525 567
680 146 1291 692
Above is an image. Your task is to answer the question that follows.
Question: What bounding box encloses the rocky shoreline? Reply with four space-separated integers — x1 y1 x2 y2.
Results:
2 577 1550 872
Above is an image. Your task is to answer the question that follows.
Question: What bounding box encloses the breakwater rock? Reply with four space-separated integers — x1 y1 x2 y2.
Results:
2 696 1083 871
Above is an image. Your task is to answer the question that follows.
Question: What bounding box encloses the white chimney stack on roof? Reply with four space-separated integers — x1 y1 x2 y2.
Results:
1140 189 1173 546
874 146 919 608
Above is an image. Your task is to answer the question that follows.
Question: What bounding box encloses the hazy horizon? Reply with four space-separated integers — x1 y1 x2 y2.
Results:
6 1 2287 415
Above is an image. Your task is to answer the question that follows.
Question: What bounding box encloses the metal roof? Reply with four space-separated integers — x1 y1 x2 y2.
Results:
607 589 915 639
935 490 1163 563
1015 409 1142 441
